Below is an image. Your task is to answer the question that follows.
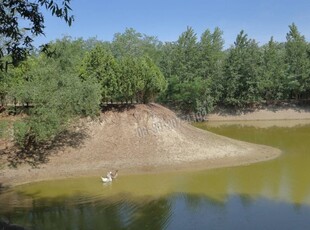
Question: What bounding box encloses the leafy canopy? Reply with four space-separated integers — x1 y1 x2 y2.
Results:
0 0 74 70
12 55 101 148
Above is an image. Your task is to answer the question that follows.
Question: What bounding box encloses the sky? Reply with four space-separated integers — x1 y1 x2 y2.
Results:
34 0 310 48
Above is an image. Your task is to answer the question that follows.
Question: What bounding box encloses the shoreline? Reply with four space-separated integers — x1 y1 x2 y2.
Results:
207 106 310 121
0 104 295 187
1 143 281 187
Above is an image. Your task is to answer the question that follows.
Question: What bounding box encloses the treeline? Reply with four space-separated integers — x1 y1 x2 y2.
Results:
159 23 310 112
1 24 310 148
2 24 310 112
0 33 167 147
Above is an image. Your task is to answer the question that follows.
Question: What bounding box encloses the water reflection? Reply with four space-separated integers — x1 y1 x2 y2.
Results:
1 121 310 229
2 193 310 229
195 122 310 205
1 194 172 230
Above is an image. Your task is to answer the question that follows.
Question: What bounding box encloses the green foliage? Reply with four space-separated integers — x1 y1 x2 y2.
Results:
158 25 309 110
173 27 199 81
222 30 262 106
198 27 225 107
43 37 87 74
117 57 134 102
81 44 167 104
0 71 9 105
158 27 224 112
0 121 9 139
260 37 287 100
111 28 162 64
138 56 167 103
10 55 101 148
285 23 310 98
13 121 30 147
0 0 74 70
199 27 225 80
71 77 102 117
80 44 119 102
2 24 310 149
117 55 167 103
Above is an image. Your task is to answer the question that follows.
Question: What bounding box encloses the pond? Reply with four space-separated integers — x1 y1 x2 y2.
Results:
1 120 310 229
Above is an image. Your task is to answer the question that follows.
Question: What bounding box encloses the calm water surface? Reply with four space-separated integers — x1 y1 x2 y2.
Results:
1 120 310 229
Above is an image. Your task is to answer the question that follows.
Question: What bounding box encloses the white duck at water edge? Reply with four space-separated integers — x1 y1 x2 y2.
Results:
101 171 113 183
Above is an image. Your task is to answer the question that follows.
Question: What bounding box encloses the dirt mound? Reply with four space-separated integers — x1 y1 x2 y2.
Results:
1 103 281 185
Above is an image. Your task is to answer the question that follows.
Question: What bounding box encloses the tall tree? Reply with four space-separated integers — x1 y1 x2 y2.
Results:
111 28 162 63
139 56 167 103
285 23 310 99
118 56 140 103
260 37 286 101
80 45 119 103
198 27 224 79
173 26 199 81
159 27 222 112
222 30 262 107
198 27 225 108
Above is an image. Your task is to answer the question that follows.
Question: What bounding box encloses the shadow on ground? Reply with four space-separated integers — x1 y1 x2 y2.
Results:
0 128 89 168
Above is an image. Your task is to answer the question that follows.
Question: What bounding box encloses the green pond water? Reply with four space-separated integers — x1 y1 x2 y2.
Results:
1 120 310 229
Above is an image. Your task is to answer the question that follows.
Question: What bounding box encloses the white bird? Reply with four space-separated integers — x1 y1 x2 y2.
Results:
111 170 119 179
101 171 112 183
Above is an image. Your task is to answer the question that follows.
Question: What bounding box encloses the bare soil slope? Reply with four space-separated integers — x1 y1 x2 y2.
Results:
0 103 280 186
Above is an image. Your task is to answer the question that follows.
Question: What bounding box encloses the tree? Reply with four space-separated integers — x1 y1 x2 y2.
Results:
80 44 119 103
118 56 166 103
12 55 101 149
111 28 162 63
198 27 224 80
6 37 88 109
285 23 310 99
43 36 86 74
158 27 222 112
198 27 225 109
6 55 38 108
173 26 199 81
80 44 166 104
158 27 199 110
222 30 262 107
139 56 167 103
0 0 74 71
260 37 286 101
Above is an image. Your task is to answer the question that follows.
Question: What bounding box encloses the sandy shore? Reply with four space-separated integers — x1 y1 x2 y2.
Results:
0 104 284 187
207 106 310 121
